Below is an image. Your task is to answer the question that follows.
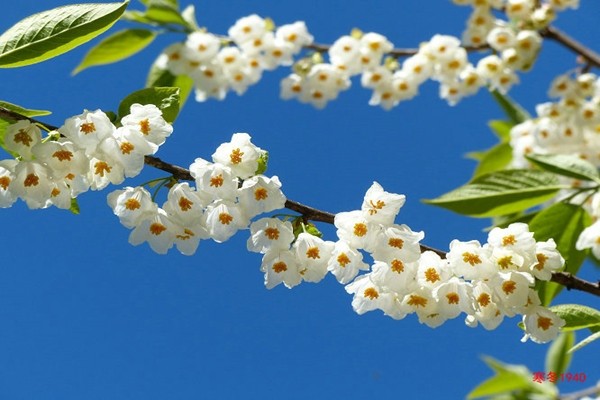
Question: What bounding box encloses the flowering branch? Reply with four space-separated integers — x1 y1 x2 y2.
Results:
139 153 600 298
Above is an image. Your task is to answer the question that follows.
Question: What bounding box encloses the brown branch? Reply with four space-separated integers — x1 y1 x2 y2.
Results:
541 25 600 69
550 271 600 297
305 42 489 58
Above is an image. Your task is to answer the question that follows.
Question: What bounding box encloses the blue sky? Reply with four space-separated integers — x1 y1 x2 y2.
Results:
1 1 599 399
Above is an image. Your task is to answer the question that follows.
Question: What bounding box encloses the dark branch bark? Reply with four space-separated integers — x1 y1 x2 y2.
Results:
541 26 600 69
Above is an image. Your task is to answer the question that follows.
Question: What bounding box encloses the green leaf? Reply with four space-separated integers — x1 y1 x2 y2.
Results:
73 28 157 74
529 203 592 305
424 170 564 218
569 330 600 353
545 332 575 379
490 90 530 125
117 87 181 123
0 101 51 117
0 2 129 68
550 304 600 332
489 120 514 141
145 0 187 27
0 118 14 157
146 59 193 110
471 142 513 179
69 198 80 215
255 151 269 175
526 153 600 183
467 357 532 399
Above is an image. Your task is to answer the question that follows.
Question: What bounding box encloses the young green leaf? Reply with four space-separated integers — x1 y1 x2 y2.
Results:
467 357 555 399
0 101 51 117
145 0 187 27
528 203 591 305
117 87 181 123
181 5 199 30
545 332 575 380
549 304 600 332
73 29 157 74
146 59 194 110
526 153 600 183
490 90 530 125
69 198 80 215
470 142 513 179
424 169 564 217
0 2 129 68
488 119 514 141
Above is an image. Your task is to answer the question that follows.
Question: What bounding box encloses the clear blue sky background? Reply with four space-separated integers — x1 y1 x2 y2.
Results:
1 1 598 399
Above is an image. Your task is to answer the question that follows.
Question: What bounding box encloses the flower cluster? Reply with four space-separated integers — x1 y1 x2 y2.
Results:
109 133 286 255
158 15 313 101
510 71 600 168
251 182 566 343
156 3 579 110
0 104 171 209
455 0 578 47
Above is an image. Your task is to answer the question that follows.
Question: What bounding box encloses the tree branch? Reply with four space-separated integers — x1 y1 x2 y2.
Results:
541 25 600 69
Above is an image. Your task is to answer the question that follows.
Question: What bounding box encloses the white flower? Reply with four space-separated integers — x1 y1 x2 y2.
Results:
370 259 418 295
401 53 433 85
129 208 176 254
184 32 221 63
422 35 462 61
120 104 173 149
486 27 516 52
345 274 398 317
108 186 158 228
433 277 474 319
371 224 424 264
575 221 600 258
4 120 42 160
228 14 267 45
466 281 504 330
447 240 496 280
205 199 248 243
238 175 286 218
11 160 54 209
531 239 564 280
361 181 406 224
492 271 535 314
212 133 263 179
247 217 294 254
334 210 380 251
31 139 89 179
162 182 209 225
329 36 361 75
190 61 228 101
60 109 115 156
415 251 451 290
521 306 565 343
326 241 369 284
189 158 238 202
275 21 313 53
261 249 302 289
0 160 18 208
487 223 536 257
87 154 125 191
293 232 335 283
99 128 153 178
